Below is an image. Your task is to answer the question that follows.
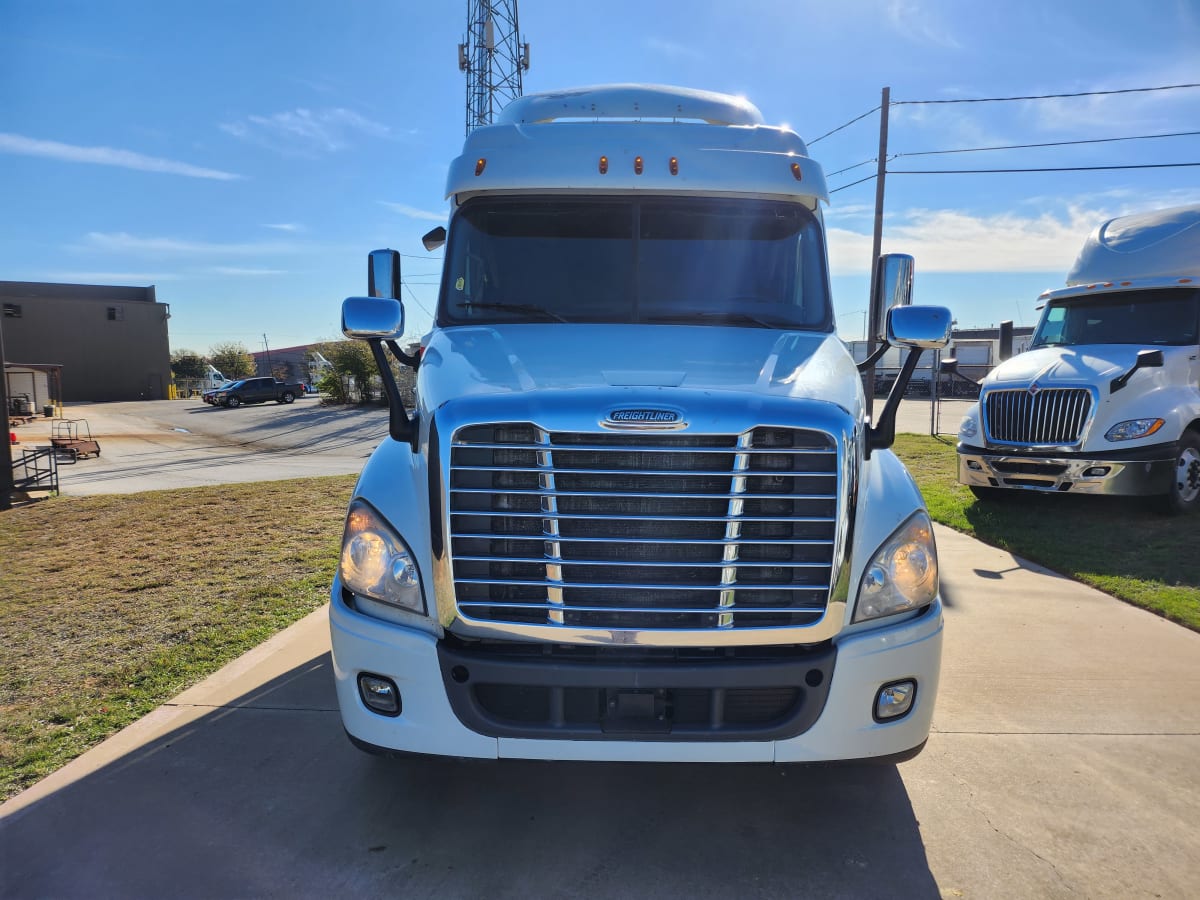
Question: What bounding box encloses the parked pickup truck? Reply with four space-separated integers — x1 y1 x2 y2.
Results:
211 377 305 408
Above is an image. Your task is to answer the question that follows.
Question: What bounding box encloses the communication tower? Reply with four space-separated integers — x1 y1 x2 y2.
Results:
458 1 530 136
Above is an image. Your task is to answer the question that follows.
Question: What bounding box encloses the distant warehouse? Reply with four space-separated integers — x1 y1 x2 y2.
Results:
1 281 172 402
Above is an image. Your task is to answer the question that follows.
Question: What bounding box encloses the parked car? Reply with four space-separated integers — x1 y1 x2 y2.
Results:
202 380 237 405
212 377 306 408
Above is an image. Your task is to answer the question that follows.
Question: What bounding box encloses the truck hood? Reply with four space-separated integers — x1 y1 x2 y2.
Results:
419 323 862 416
985 345 1190 392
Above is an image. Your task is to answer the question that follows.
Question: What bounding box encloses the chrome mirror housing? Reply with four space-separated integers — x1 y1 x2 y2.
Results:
342 297 405 341
368 249 402 299
870 253 914 339
887 305 952 350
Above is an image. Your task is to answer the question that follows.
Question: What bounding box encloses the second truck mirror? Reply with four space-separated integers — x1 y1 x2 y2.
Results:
368 249 403 299
870 253 915 340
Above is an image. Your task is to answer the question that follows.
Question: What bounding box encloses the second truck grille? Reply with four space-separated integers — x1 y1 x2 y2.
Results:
984 388 1092 446
449 424 839 631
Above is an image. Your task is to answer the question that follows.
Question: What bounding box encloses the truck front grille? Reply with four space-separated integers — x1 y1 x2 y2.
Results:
984 388 1092 446
448 423 839 631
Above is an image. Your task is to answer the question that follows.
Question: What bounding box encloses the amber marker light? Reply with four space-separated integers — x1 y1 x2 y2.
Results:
669 157 679 175
790 162 803 181
634 156 644 175
474 158 487 176
599 155 609 174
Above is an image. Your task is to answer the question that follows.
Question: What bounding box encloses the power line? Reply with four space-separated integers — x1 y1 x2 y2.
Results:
893 82 1200 105
402 281 435 320
889 161 1200 175
808 106 881 146
829 174 877 194
825 158 878 178
894 129 1200 159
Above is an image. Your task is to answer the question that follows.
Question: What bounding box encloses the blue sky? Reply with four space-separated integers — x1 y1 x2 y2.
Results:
2 0 1198 355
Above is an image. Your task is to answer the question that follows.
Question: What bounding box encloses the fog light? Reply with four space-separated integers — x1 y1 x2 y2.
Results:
874 680 916 722
1083 466 1110 477
358 673 401 717
967 460 983 471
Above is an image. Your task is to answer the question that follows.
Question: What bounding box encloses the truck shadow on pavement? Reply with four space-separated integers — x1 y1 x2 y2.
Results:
2 655 939 899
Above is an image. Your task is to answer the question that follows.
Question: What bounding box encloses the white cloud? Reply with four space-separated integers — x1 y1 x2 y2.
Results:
0 133 241 180
220 107 390 155
378 201 446 222
643 37 704 61
82 232 302 256
827 205 1118 275
263 223 303 232
885 0 961 49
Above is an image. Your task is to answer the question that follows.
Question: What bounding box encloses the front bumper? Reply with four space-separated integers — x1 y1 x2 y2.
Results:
329 588 943 763
957 441 1177 496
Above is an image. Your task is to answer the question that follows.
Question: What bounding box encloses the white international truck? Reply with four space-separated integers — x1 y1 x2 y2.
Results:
957 204 1200 514
329 85 953 763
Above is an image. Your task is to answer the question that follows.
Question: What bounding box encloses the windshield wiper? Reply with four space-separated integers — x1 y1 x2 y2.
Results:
457 302 567 323
643 311 782 328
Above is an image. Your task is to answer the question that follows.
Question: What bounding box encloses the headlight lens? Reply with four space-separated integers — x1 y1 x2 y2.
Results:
339 499 424 613
958 414 978 440
854 511 938 623
1104 418 1164 442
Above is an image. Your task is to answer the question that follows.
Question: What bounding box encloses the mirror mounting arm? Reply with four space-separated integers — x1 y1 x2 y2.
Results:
386 339 420 372
369 339 417 447
856 340 890 373
867 346 923 458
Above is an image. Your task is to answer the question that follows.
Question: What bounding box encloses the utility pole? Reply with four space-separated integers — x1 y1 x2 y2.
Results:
262 334 274 378
459 1 530 135
864 86 890 421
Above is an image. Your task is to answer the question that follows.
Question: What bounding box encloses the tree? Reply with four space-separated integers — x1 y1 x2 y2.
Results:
208 342 256 378
313 339 378 403
170 349 208 379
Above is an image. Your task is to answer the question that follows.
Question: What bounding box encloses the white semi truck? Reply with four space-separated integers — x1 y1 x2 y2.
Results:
330 85 952 763
957 204 1200 514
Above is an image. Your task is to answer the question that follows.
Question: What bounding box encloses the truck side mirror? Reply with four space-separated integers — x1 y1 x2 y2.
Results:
870 253 914 340
422 226 447 251
368 249 402 299
887 304 952 349
1110 348 1164 394
342 297 405 341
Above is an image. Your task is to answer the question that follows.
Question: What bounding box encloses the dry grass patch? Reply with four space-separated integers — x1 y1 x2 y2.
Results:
0 475 356 800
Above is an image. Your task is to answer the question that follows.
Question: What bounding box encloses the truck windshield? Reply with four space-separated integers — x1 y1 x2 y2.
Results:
1030 287 1200 348
438 196 831 329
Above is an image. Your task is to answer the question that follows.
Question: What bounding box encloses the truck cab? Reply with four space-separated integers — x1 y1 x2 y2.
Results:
329 85 952 763
957 204 1200 514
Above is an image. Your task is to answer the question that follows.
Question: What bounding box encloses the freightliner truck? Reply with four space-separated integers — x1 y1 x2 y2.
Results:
330 85 953 763
957 204 1200 514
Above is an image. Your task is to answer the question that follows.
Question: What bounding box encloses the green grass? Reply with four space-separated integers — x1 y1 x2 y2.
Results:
0 475 356 801
893 434 1200 631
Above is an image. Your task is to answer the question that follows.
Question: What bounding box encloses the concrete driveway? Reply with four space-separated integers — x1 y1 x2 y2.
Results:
9 398 389 494
2 527 1197 898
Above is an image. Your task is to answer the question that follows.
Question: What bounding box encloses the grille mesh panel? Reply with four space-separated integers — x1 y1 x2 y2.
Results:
984 388 1092 445
449 423 838 630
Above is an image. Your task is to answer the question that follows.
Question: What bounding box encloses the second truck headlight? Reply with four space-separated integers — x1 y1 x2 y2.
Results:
1104 418 1164 441
339 499 425 613
854 511 938 622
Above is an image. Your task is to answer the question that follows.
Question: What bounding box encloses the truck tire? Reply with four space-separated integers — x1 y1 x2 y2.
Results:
281 391 295 404
1159 430 1200 515
225 395 242 408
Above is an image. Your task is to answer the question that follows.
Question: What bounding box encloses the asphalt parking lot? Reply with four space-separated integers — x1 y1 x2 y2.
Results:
2 397 1197 898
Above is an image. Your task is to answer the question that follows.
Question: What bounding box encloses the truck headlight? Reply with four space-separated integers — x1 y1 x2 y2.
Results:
958 414 978 441
854 511 938 623
1104 418 1164 442
339 499 425 614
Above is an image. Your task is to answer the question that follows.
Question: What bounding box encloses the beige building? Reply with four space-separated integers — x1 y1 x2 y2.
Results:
1 281 172 402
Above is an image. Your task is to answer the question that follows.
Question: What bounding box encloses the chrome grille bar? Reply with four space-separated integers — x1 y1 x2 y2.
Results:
984 388 1093 446
449 424 839 631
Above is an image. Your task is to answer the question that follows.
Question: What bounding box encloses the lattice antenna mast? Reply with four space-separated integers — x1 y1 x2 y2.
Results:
459 1 530 136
